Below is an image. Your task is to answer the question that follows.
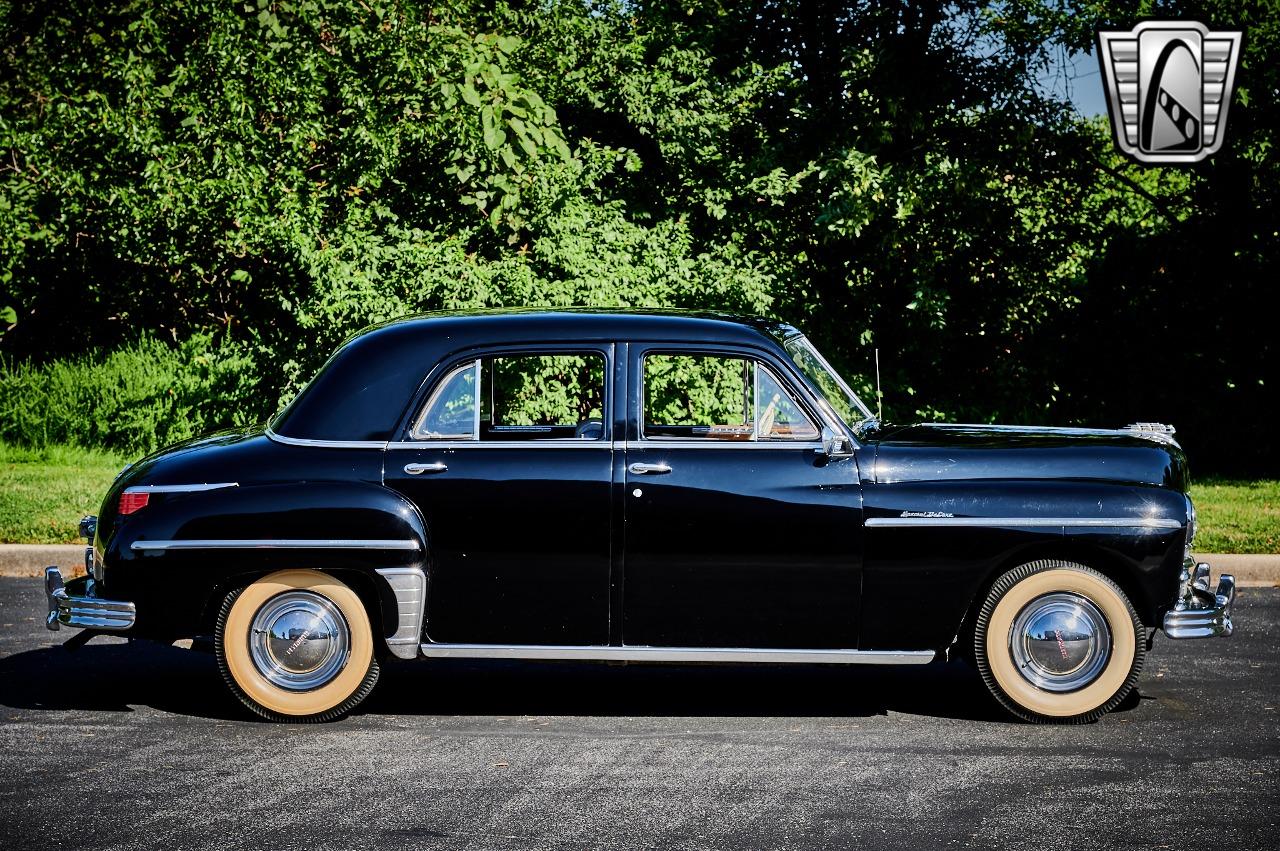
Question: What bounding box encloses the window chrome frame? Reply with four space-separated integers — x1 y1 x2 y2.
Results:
636 347 837 448
410 359 482 441
388 439 613 450
754 361 821 442
403 345 613 446
781 332 875 436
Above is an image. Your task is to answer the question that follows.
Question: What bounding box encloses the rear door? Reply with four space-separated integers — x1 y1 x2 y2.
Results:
385 347 614 646
621 345 864 648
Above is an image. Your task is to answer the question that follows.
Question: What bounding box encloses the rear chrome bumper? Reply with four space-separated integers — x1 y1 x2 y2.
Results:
44 566 136 632
1163 560 1235 639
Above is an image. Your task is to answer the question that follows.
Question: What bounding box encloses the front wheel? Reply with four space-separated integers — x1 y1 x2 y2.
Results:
215 569 380 722
973 560 1144 724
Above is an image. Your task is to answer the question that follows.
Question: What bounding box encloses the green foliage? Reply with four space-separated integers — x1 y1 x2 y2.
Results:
0 0 772 410
0 442 131 545
0 1 1275 473
437 28 576 230
1189 478 1280 555
645 354 752 429
419 353 604 434
490 354 603 426
0 334 261 454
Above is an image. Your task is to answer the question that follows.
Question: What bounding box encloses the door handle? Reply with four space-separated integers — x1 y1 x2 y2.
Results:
628 462 672 475
404 462 448 475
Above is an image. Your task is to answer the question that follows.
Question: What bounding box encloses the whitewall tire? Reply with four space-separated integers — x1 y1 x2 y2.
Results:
215 569 380 722
974 560 1144 724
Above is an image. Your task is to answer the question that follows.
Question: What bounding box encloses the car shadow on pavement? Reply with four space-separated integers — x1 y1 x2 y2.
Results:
0 637 1142 723
0 639 244 720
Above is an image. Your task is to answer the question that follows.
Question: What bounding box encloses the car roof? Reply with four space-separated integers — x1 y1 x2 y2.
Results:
271 308 802 442
366 308 798 345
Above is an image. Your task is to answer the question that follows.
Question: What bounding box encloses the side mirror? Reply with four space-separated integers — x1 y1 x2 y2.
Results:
819 426 855 459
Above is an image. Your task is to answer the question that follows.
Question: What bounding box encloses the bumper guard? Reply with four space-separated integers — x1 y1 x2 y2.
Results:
44 566 136 632
1162 561 1235 639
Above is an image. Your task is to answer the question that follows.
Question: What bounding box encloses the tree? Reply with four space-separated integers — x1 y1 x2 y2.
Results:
1 1 1275 471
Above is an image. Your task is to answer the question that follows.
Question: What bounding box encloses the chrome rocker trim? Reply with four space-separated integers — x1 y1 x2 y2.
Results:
44 567 136 632
416 644 936 665
1163 561 1236 639
375 566 428 660
131 538 422 552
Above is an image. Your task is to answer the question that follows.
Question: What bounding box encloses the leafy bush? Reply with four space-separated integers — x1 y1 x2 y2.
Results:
0 441 131 544
0 1 1275 473
0 334 263 455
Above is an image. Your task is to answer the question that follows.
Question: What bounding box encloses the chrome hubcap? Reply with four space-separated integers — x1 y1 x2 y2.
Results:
248 591 350 691
1009 593 1112 692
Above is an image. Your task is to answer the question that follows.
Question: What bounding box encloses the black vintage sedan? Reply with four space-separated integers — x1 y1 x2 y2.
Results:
44 310 1234 723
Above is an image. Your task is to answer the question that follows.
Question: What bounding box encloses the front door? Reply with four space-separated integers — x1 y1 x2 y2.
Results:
386 347 614 646
622 347 864 648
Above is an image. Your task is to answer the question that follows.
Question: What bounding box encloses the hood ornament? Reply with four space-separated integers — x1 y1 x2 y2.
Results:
1123 422 1176 435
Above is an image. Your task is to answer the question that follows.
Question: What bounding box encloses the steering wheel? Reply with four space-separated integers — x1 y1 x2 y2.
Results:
757 393 780 438
575 419 604 440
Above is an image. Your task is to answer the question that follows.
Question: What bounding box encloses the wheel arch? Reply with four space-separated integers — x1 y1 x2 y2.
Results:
953 539 1156 659
196 564 403 657
107 479 430 655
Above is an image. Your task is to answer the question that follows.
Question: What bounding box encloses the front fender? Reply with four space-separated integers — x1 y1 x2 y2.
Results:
860 479 1188 650
101 481 427 645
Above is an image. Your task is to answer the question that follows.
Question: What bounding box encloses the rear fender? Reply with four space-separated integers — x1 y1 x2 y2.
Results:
102 481 428 653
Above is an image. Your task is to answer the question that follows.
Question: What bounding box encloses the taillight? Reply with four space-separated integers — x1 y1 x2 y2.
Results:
118 490 150 515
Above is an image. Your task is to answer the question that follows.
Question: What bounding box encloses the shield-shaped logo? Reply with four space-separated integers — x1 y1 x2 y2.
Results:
1097 21 1243 164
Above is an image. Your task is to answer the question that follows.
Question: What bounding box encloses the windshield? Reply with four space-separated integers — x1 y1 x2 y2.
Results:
783 335 875 431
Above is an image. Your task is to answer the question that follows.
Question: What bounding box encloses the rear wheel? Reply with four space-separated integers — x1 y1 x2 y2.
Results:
215 569 380 722
973 560 1144 724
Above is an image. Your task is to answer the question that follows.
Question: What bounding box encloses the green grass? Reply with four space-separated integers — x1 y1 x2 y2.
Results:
0 442 1276 552
1190 477 1280 555
0 443 132 544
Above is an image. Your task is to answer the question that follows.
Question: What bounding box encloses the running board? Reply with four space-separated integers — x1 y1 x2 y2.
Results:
416 644 936 665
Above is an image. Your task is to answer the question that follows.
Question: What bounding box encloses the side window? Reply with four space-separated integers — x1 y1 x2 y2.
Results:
483 354 605 438
414 360 479 439
644 354 753 440
756 364 821 440
413 352 606 441
642 354 819 441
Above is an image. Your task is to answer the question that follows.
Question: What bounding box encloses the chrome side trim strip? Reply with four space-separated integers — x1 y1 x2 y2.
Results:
265 428 387 450
415 644 936 665
132 538 422 552
388 440 610 450
866 516 1183 530
622 440 825 451
123 482 238 493
375 566 428 660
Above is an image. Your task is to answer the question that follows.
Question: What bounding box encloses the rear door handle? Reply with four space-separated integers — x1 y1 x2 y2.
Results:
628 462 671 475
404 462 448 475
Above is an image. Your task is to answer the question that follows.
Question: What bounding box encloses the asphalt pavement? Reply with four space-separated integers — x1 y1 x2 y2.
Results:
1 577 1276 850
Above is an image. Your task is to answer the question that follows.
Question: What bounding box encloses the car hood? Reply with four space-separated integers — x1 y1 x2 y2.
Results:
868 423 1188 489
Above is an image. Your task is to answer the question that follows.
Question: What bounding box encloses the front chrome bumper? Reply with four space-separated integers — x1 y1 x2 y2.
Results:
44 566 136 632
1163 561 1235 639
